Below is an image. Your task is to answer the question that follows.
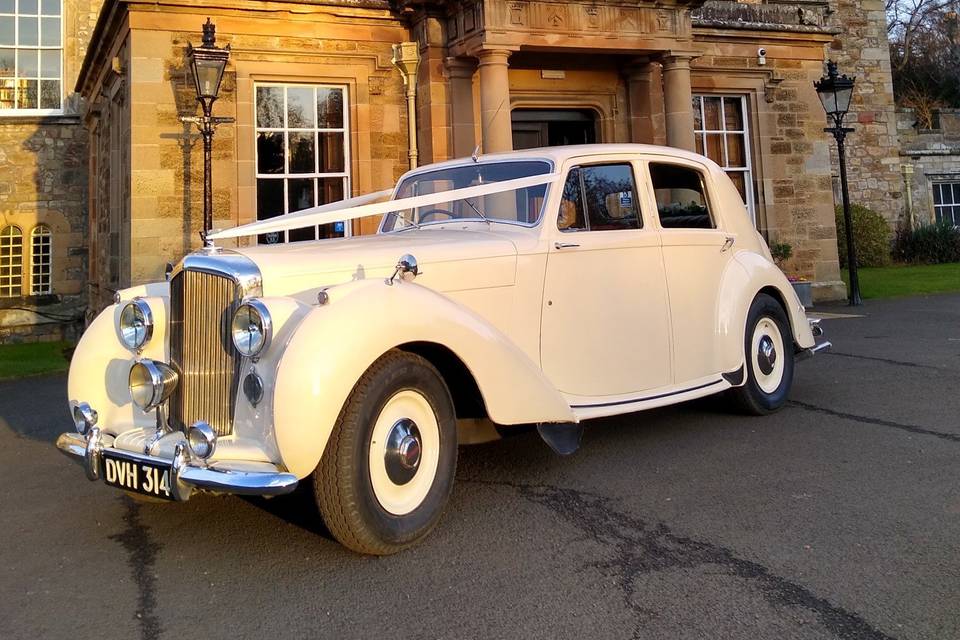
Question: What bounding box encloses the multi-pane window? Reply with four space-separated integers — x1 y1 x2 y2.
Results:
254 84 350 243
0 0 62 112
30 223 50 294
692 95 755 223
932 182 960 226
0 225 22 297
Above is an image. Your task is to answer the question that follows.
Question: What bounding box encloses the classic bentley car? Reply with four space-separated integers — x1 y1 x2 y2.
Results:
58 144 829 554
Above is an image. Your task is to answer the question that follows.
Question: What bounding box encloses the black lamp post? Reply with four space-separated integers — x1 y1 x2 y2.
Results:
182 18 234 243
815 60 861 305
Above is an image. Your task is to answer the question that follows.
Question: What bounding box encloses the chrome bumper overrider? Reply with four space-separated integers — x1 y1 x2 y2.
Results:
56 428 298 501
797 318 832 361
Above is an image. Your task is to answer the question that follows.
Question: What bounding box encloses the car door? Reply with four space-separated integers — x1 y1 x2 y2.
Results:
644 160 736 384
540 160 672 398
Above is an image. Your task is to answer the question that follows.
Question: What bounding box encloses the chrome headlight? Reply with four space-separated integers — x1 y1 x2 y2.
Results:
119 299 153 351
128 359 178 412
231 300 272 358
187 421 217 460
72 402 98 435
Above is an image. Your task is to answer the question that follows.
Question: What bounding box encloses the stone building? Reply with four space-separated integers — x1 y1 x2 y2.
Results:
0 0 103 342
899 109 960 228
2 0 909 342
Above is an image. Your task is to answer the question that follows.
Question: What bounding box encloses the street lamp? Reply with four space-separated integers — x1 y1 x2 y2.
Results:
815 60 861 305
183 18 234 243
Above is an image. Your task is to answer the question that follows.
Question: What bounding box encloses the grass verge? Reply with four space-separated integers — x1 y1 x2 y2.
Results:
0 341 72 380
842 262 960 299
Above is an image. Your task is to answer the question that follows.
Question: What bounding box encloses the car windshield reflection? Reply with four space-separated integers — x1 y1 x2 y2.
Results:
381 160 551 232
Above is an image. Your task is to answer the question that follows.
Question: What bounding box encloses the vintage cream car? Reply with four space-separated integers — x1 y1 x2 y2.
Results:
58 144 829 554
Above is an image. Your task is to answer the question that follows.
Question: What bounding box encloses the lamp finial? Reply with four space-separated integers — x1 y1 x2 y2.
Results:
202 18 216 47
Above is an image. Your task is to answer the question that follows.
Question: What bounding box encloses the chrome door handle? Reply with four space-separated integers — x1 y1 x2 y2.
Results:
554 242 580 249
721 236 735 252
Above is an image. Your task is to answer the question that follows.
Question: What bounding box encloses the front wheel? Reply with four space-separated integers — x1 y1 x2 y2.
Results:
727 293 795 415
313 350 458 555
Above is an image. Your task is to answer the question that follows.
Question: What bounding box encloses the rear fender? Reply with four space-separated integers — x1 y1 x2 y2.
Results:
272 278 574 478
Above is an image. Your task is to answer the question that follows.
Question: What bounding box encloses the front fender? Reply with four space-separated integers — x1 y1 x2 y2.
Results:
272 278 574 479
717 252 816 372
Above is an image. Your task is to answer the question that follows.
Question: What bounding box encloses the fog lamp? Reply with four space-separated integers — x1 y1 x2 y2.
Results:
119 299 154 351
72 402 98 435
231 300 272 358
187 421 217 460
128 360 178 412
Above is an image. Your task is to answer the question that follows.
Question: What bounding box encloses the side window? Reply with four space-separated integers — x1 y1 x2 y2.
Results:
558 163 640 232
650 163 715 229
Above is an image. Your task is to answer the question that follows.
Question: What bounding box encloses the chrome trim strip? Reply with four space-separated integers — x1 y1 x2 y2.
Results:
56 432 298 498
570 379 725 409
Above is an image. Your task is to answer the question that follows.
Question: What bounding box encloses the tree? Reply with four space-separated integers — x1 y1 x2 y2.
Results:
887 0 960 124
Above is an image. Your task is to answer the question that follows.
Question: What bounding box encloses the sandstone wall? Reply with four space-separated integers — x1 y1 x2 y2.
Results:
0 0 104 344
898 109 960 226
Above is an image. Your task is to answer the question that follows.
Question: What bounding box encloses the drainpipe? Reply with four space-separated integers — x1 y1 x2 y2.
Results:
392 42 421 169
901 163 915 229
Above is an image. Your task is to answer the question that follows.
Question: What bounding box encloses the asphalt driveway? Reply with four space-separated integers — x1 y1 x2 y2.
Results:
2 294 959 640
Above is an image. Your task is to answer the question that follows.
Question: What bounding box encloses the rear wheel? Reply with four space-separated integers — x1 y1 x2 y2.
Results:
728 293 794 415
313 350 457 555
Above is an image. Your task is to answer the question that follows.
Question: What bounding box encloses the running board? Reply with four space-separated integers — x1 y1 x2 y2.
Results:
537 422 583 456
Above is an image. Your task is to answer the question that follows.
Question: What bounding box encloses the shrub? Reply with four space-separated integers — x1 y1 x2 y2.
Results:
835 204 892 268
892 220 960 264
769 242 792 268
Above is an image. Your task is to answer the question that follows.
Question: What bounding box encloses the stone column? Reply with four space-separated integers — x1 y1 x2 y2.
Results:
625 59 663 145
446 57 477 158
476 48 513 153
661 54 696 152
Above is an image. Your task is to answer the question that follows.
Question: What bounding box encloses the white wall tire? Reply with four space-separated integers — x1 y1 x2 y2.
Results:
728 293 795 415
313 350 457 555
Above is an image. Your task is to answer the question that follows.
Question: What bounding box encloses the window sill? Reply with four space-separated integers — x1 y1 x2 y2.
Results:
0 113 80 125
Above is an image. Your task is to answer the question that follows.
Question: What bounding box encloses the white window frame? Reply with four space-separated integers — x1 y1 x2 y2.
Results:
30 223 51 294
932 181 960 227
0 0 65 116
0 224 23 297
692 94 756 225
253 82 351 243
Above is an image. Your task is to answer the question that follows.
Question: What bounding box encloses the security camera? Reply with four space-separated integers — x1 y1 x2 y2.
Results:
757 48 767 65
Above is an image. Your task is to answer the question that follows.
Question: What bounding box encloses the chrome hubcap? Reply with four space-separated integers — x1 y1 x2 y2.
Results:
757 336 777 375
384 418 422 485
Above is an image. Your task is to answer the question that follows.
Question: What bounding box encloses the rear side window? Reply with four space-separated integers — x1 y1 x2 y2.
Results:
558 163 641 232
650 163 715 229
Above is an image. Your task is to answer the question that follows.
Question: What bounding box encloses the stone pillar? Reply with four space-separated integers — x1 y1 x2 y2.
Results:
661 54 696 152
476 48 513 153
446 57 477 158
625 59 664 145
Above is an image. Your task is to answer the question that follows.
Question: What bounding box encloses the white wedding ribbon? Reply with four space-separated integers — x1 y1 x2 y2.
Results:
207 172 561 240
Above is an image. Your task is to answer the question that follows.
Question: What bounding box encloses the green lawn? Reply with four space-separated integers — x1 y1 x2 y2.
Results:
0 341 72 380
842 262 960 299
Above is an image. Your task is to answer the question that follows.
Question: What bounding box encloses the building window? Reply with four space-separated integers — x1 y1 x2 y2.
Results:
0 0 63 113
0 225 23 297
254 83 350 243
30 223 50 294
692 95 755 223
932 182 960 226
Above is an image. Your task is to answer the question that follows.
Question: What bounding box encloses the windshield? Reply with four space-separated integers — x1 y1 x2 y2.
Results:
380 160 551 232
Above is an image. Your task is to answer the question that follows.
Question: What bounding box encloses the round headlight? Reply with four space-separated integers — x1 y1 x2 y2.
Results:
72 402 98 435
119 299 153 351
231 300 272 358
128 359 178 412
187 421 217 460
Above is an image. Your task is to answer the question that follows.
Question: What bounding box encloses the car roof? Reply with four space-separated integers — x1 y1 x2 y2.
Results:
402 143 714 176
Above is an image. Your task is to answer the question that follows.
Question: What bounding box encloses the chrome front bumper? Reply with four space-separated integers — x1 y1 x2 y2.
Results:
56 428 298 501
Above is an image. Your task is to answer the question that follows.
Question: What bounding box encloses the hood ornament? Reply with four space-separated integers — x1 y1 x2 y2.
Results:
385 254 419 286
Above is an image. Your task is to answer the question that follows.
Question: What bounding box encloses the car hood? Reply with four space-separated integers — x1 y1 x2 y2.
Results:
233 228 520 299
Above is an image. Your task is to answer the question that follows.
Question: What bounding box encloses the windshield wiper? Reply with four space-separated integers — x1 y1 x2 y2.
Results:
464 199 491 225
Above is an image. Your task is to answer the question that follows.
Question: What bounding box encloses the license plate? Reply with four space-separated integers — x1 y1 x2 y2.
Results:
102 452 174 501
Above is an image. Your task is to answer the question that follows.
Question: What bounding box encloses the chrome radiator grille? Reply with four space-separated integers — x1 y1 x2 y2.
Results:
169 269 241 436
